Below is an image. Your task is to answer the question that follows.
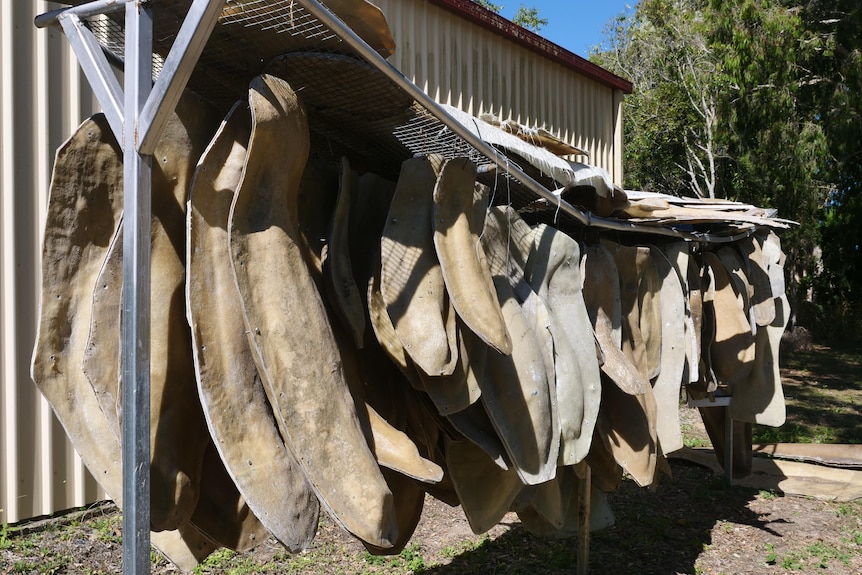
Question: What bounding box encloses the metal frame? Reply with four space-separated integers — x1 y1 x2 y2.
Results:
31 2 769 573
687 392 735 483
36 1 225 572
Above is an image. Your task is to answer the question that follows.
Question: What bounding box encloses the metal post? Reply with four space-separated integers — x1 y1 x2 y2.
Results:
121 2 153 573
577 466 592 575
724 407 734 485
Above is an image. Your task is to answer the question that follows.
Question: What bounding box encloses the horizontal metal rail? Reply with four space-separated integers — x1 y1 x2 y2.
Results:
34 0 130 29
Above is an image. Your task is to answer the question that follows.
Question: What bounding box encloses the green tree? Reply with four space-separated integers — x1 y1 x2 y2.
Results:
592 0 722 198
513 5 548 32
470 1 547 33
799 0 862 336
473 0 504 13
591 0 860 334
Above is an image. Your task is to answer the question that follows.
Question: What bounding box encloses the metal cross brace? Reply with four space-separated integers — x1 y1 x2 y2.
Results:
35 1 225 572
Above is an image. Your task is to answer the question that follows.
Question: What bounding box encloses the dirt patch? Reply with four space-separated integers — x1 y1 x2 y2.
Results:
2 344 861 575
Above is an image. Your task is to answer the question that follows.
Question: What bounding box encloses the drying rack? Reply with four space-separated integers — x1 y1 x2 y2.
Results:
33 1 765 572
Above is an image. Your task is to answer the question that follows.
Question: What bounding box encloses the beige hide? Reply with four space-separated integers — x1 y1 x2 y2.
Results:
30 114 218 569
717 246 756 336
418 319 486 416
91 93 221 531
82 224 123 440
186 101 320 551
582 244 649 396
228 74 396 548
526 225 602 466
638 250 663 381
324 157 366 348
482 276 557 485
480 210 558 485
602 241 652 381
188 443 270 552
701 251 755 388
446 402 511 470
738 233 776 327
517 465 577 531
380 155 456 377
596 373 659 488
730 294 789 426
663 242 699 384
445 437 523 535
648 246 687 454
433 158 511 355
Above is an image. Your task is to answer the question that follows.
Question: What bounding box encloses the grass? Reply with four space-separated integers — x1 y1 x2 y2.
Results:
0 523 12 550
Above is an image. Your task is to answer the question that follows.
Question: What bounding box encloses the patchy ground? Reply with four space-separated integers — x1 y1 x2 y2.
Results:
2 343 860 575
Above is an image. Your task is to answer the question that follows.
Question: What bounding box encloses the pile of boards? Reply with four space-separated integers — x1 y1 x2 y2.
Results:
31 71 791 568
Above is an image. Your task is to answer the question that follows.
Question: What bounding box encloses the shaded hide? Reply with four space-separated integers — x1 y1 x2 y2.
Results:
582 243 649 396
445 437 523 535
381 155 456 377
188 443 270 552
433 158 511 355
324 157 367 348
30 113 218 569
596 373 659 487
701 251 755 388
526 225 602 466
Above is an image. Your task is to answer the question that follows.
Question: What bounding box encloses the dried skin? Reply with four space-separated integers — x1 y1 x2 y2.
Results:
647 246 687 454
738 233 776 327
418 316 485 416
325 157 367 348
582 244 649 396
638 251 663 381
433 158 511 355
30 114 213 569
482 276 556 486
702 252 755 387
295 160 339 282
596 374 659 488
603 241 651 381
381 156 455 376
445 437 523 535
82 223 123 441
188 443 270 552
730 294 789 427
187 102 319 552
31 114 125 503
526 225 601 466
228 74 396 549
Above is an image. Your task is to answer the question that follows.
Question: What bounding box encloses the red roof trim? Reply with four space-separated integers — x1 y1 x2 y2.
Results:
426 0 633 94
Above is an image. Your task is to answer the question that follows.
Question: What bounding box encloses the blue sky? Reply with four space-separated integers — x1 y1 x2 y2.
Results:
491 1 635 58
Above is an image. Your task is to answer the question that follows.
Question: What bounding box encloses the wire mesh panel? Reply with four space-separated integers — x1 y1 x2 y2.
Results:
66 0 787 240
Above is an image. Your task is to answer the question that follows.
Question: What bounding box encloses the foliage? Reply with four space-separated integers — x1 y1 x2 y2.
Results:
472 0 503 13
470 1 547 33
592 0 862 335
513 4 548 32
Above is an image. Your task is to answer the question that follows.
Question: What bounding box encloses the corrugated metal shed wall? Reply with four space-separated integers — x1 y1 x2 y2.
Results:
372 0 623 181
1 0 623 523
1 0 105 524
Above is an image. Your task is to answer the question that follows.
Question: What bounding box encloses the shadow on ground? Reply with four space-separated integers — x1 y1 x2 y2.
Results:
416 459 772 575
